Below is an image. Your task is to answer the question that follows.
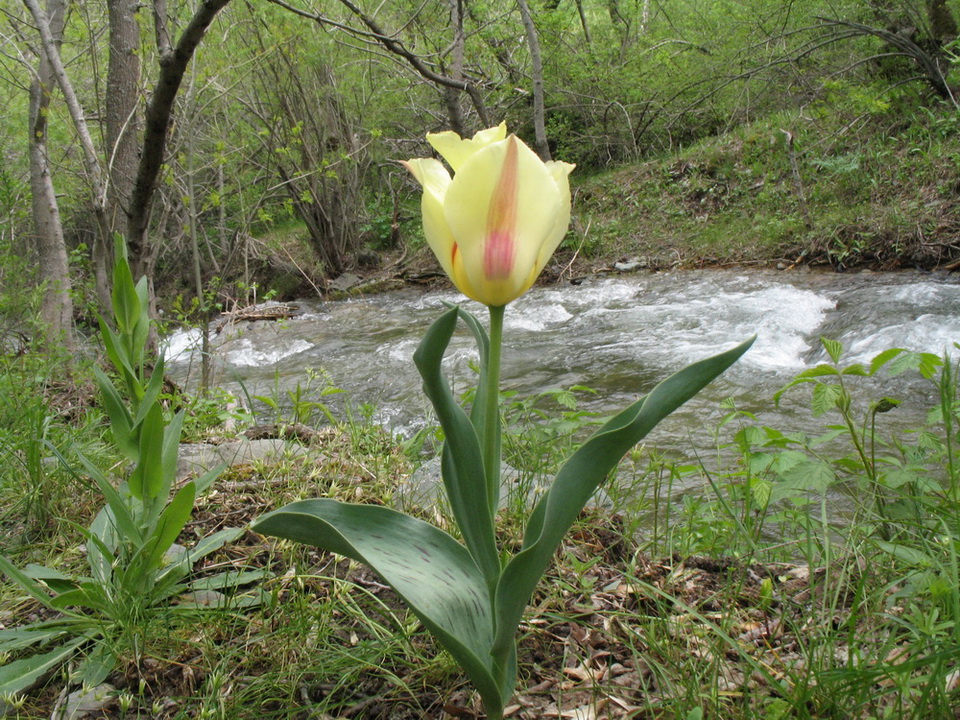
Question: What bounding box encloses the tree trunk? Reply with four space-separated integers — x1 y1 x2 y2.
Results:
443 0 466 134
574 0 592 44
100 0 143 309
126 0 233 307
27 0 75 350
516 0 551 160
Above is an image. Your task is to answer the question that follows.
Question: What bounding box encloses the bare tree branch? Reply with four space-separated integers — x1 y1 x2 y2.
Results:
265 0 491 126
21 0 107 211
127 0 233 274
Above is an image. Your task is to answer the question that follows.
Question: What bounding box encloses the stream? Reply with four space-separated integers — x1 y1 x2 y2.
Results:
166 268 960 470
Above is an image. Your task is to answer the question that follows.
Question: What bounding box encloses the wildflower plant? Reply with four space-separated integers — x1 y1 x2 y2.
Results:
0 243 256 696
252 125 753 718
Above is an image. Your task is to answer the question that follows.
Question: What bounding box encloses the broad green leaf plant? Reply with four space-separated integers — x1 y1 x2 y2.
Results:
0 243 257 697
252 126 753 718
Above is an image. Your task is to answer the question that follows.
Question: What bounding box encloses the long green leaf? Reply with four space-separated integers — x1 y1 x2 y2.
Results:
135 355 167 426
159 409 186 502
0 625 73 653
142 482 196 573
129 403 165 502
251 499 503 713
50 583 110 613
93 367 137 461
75 452 141 545
23 564 77 595
98 317 141 401
413 307 500 587
0 556 54 609
0 635 87 695
492 337 754 667
131 276 152 362
111 255 140 335
85 509 118 586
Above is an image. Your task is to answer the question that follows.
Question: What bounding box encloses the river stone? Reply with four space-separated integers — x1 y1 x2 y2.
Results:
329 272 362 292
177 438 309 480
53 683 115 719
614 257 646 272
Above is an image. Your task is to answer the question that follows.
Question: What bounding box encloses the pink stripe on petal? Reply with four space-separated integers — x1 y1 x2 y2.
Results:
483 137 520 281
484 230 515 280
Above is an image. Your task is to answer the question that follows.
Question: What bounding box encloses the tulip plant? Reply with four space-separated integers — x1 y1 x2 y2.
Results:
252 125 753 718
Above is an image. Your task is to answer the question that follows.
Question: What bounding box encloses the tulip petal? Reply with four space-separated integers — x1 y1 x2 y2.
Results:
444 136 561 307
533 160 576 272
402 158 451 200
428 123 507 173
403 159 460 283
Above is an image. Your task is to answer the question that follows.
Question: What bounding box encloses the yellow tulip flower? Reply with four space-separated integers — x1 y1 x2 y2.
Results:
403 123 575 307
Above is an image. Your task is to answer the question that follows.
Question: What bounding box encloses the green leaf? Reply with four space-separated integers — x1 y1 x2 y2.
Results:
179 527 243 565
412 307 500 587
821 337 843 363
0 556 55 609
129 403 165 501
874 540 934 567
880 350 944 379
811 382 845 416
50 583 110 613
251 500 504 714
0 635 88 696
142 482 196 573
99 317 141 401
135 356 167 426
869 348 906 375
492 336 755 674
73 642 116 687
93 367 137 461
75 453 141 545
780 458 835 493
131 276 151 356
0 625 73 653
159 409 186 501
773 365 839 405
112 255 140 335
85 510 118 586
192 461 227 495
188 569 270 591
23 564 77 595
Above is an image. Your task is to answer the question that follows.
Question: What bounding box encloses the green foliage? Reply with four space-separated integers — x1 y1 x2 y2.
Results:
0 250 256 697
253 368 343 427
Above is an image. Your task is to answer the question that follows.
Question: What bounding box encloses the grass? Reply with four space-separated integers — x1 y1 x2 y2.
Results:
567 87 960 273
2 331 959 719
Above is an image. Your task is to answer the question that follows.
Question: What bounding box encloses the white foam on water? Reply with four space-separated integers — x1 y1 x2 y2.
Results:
845 315 960 363
380 337 419 363
506 303 573 332
162 328 202 362
223 337 314 367
887 282 952 306
577 282 836 372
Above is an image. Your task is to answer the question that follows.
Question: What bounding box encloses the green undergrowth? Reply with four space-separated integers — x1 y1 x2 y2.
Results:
572 86 960 272
2 334 960 718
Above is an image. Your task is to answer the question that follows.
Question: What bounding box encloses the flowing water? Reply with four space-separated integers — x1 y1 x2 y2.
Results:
167 269 960 463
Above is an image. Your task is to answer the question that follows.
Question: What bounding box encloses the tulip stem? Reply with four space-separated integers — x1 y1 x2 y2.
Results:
484 304 505 517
